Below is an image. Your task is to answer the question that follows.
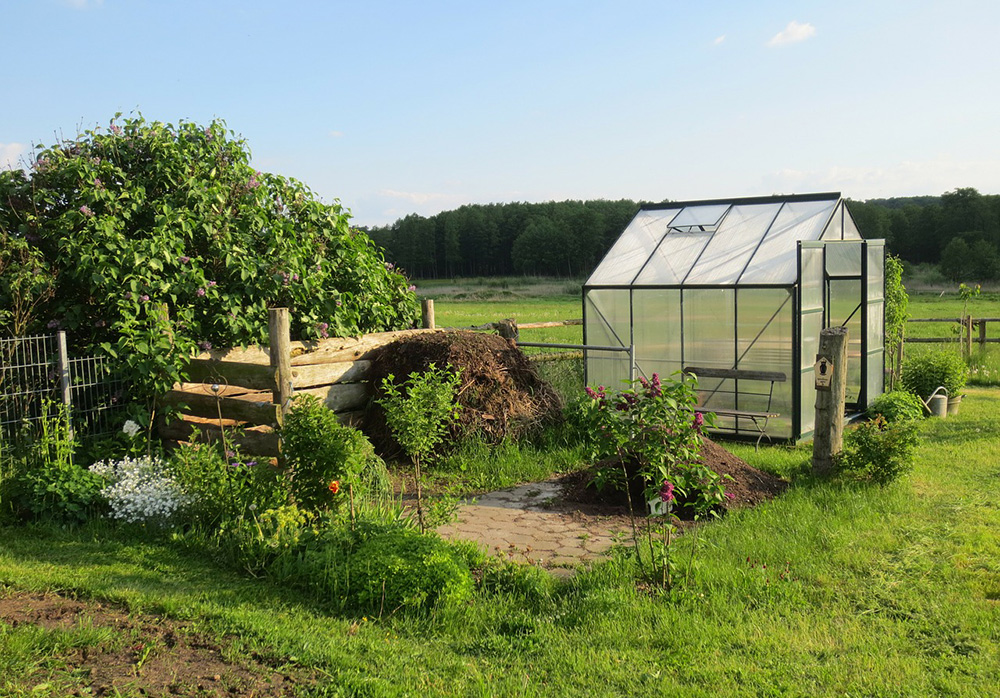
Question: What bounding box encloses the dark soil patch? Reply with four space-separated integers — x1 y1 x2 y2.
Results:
558 437 789 519
0 591 305 697
366 331 563 457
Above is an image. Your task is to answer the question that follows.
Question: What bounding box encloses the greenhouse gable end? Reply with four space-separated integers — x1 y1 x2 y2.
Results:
583 192 885 443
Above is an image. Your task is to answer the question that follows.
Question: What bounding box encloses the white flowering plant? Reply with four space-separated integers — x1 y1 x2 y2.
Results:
89 456 191 526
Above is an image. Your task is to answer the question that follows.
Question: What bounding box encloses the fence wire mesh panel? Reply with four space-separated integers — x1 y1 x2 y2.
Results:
530 353 584 403
0 334 59 437
0 333 130 441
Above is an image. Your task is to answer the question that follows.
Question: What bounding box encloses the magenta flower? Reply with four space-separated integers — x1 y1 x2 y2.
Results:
179 255 191 264
196 288 206 297
408 284 417 292
207 280 216 287
659 480 675 503
198 340 212 351
724 491 735 501
693 411 704 432
140 294 150 302
79 205 94 218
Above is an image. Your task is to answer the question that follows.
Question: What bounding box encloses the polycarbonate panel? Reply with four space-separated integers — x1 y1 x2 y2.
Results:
584 289 632 388
633 232 712 285
633 289 682 372
736 288 794 439
800 245 824 312
668 204 731 230
868 243 885 300
800 372 817 437
741 200 837 284
586 209 679 286
801 310 824 370
828 278 863 404
843 210 864 240
826 241 863 277
867 351 885 403
682 288 735 370
685 204 783 285
821 203 844 240
867 301 884 350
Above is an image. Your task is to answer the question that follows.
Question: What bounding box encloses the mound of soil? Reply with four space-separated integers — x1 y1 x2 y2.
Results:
366 331 563 457
560 437 788 519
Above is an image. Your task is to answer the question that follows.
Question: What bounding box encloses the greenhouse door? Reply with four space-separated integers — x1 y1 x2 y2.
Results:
824 241 866 410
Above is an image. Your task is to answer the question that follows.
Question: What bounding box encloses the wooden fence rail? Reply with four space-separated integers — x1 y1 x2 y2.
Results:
904 317 1000 357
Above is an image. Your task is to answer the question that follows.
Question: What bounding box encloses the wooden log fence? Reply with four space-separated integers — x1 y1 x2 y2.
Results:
905 317 1000 358
161 305 585 456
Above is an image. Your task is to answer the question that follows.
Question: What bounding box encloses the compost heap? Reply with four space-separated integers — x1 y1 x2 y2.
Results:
365 331 563 456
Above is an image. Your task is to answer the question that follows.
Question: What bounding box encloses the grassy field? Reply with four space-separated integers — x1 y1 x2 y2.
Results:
3 389 1000 696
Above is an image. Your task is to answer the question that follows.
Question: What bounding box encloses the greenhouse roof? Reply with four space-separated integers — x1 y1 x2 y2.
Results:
586 192 862 287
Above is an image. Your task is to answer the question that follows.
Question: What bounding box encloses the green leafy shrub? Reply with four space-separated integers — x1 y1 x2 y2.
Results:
6 403 102 524
168 440 288 530
867 390 926 422
901 351 969 398
298 522 474 614
836 416 920 485
281 395 389 512
377 364 462 531
0 113 418 405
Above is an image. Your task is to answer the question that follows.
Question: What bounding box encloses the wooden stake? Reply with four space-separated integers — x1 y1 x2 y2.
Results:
812 326 849 476
421 299 435 329
268 308 293 424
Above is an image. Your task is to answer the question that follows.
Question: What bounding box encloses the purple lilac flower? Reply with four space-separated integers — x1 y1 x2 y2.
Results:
110 124 121 135
335 299 342 307
94 178 104 190
693 411 704 432
196 288 206 297
179 255 191 264
290 273 299 282
207 280 216 287
724 491 735 501
316 321 329 339
198 340 212 351
140 294 150 302
47 319 60 329
385 262 394 270
79 205 94 218
659 480 675 504
408 284 417 292
246 461 257 468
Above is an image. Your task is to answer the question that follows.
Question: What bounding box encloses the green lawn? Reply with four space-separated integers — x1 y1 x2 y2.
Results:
3 390 1000 696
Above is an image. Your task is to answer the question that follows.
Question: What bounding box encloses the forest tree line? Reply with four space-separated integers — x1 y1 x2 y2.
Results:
368 188 1000 282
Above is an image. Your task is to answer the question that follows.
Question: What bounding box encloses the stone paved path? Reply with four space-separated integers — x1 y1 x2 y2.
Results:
437 480 630 575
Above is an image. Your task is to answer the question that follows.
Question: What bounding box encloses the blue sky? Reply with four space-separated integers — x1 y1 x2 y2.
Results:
3 0 999 226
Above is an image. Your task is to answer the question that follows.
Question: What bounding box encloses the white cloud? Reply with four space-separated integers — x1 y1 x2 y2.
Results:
767 20 816 47
0 143 27 170
713 35 726 46
328 130 344 138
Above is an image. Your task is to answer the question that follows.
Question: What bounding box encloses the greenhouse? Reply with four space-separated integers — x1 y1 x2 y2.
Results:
583 192 885 443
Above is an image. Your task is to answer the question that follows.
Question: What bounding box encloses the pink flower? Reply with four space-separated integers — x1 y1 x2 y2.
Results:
196 288 206 297
79 205 94 218
179 255 191 264
724 491 735 500
659 480 675 503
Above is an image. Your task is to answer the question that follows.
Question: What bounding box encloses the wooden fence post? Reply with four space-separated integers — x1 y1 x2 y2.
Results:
56 330 74 440
269 308 292 425
965 315 974 358
980 319 988 349
421 299 435 329
812 326 848 477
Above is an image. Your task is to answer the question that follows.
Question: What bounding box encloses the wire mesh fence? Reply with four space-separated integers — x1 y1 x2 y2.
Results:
0 333 130 442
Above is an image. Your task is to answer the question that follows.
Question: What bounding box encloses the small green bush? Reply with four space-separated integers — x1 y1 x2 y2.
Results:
282 395 388 512
867 390 926 422
901 351 968 398
836 416 920 486
299 522 474 614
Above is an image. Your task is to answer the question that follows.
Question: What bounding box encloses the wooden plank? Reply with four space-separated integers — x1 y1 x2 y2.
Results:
159 416 280 457
162 386 278 425
295 382 370 413
684 367 787 382
519 319 583 329
188 328 442 366
185 359 275 391
290 360 371 388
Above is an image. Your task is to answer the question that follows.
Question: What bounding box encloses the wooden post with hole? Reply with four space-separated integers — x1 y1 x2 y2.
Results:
812 326 848 476
421 299 435 329
269 308 293 426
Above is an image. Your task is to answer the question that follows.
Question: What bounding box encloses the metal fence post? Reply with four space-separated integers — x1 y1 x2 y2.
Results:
628 344 636 383
56 330 74 440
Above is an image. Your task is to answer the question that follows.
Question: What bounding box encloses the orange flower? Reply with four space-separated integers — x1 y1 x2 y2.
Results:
328 480 340 495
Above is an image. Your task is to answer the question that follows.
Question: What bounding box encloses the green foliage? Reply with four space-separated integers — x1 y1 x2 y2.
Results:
884 255 909 386
281 395 387 512
836 415 920 485
0 113 418 402
168 440 288 530
901 350 969 398
297 522 474 614
867 390 926 422
5 403 102 524
377 364 463 464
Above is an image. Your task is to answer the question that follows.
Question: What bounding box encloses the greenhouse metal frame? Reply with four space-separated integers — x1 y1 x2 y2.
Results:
583 192 884 443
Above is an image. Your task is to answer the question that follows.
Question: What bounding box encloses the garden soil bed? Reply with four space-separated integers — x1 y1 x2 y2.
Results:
557 437 788 521
0 591 308 697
